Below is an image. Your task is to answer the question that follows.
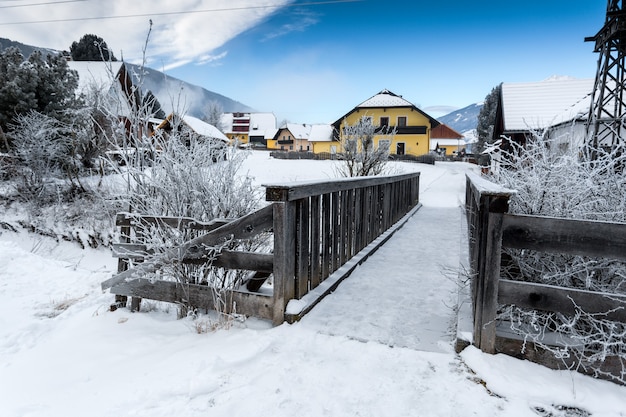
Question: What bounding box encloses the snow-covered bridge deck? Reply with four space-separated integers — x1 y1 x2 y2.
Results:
300 164 471 352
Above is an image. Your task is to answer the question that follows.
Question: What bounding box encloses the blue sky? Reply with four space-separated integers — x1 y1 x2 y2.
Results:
167 0 605 123
0 0 607 123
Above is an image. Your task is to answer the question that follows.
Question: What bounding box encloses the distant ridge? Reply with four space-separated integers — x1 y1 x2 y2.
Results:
0 37 59 60
1 37 255 119
437 102 482 134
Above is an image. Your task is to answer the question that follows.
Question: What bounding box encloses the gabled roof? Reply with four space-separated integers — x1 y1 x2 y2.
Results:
333 89 440 128
500 78 594 132
282 123 311 140
431 124 463 140
157 113 229 142
67 61 125 93
68 61 134 116
357 89 415 108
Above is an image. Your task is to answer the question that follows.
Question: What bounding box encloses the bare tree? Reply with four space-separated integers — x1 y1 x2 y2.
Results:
336 116 393 177
202 100 224 132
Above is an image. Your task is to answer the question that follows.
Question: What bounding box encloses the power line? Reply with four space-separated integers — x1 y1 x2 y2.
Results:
0 0 361 26
0 0 86 7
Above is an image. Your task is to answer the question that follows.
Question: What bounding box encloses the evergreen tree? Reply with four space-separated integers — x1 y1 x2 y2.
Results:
476 83 501 153
0 47 81 151
70 34 117 61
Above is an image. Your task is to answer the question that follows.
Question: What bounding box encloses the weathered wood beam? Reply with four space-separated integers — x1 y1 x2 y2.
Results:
102 205 273 290
115 212 232 231
498 278 626 323
110 279 274 320
502 213 626 261
265 172 420 202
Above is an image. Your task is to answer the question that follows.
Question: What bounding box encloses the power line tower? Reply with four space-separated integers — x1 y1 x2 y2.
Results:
585 0 626 157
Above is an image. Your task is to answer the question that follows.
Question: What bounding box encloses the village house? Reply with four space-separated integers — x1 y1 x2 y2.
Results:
493 78 594 151
220 112 277 148
332 89 440 157
430 124 465 156
155 112 229 144
267 123 335 153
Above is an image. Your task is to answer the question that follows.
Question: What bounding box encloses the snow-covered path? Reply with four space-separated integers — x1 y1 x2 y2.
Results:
302 164 468 352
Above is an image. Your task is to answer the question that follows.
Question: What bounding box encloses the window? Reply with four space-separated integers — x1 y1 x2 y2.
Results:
397 116 407 127
380 116 389 127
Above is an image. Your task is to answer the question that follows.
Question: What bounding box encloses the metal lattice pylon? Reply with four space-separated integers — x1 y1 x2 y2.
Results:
585 0 626 155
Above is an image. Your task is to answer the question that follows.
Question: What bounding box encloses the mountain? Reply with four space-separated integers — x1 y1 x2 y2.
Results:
123 63 255 118
0 37 60 60
1 38 254 118
437 102 482 134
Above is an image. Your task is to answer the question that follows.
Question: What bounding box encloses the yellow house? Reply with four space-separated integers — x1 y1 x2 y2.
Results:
333 89 439 157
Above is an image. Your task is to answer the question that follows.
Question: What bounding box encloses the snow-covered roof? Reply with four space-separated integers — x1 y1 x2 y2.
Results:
181 115 229 142
249 113 277 131
67 61 125 93
309 124 334 142
501 78 594 132
357 89 415 108
285 123 311 139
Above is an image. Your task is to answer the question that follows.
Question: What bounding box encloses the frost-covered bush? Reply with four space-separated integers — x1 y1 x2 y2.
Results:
487 132 626 382
337 116 392 177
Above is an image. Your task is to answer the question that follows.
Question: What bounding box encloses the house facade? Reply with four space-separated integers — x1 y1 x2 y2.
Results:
220 112 277 147
332 89 439 157
430 124 465 156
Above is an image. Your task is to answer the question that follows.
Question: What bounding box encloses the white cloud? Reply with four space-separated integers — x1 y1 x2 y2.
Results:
263 8 319 41
0 0 291 67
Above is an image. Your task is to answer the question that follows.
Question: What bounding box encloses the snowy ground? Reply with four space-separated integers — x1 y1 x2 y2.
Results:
1 151 625 417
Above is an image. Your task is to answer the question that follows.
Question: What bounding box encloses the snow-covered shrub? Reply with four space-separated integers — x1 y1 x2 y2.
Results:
336 116 392 177
487 132 626 382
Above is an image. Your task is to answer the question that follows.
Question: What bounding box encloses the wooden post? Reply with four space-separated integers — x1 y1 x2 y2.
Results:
479 210 505 353
272 201 296 325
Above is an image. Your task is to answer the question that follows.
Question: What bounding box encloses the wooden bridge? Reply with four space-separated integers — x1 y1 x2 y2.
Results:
101 172 421 325
102 169 626 382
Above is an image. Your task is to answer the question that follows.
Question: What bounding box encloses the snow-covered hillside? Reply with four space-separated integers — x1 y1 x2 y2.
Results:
1 152 625 416
438 102 482 134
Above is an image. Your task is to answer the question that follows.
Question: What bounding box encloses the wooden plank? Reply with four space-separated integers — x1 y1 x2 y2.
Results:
265 172 421 201
345 189 354 259
116 212 232 231
502 213 626 261
331 191 340 273
353 188 363 254
498 279 626 323
339 190 348 266
101 205 274 290
321 193 331 281
272 201 296 324
110 279 274 320
112 244 273 272
296 198 310 298
310 195 322 289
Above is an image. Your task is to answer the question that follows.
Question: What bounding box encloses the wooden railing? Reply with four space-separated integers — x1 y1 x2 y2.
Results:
102 172 421 325
465 172 626 378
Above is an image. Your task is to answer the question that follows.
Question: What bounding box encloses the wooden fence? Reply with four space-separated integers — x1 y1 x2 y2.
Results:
102 172 421 325
465 171 626 378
